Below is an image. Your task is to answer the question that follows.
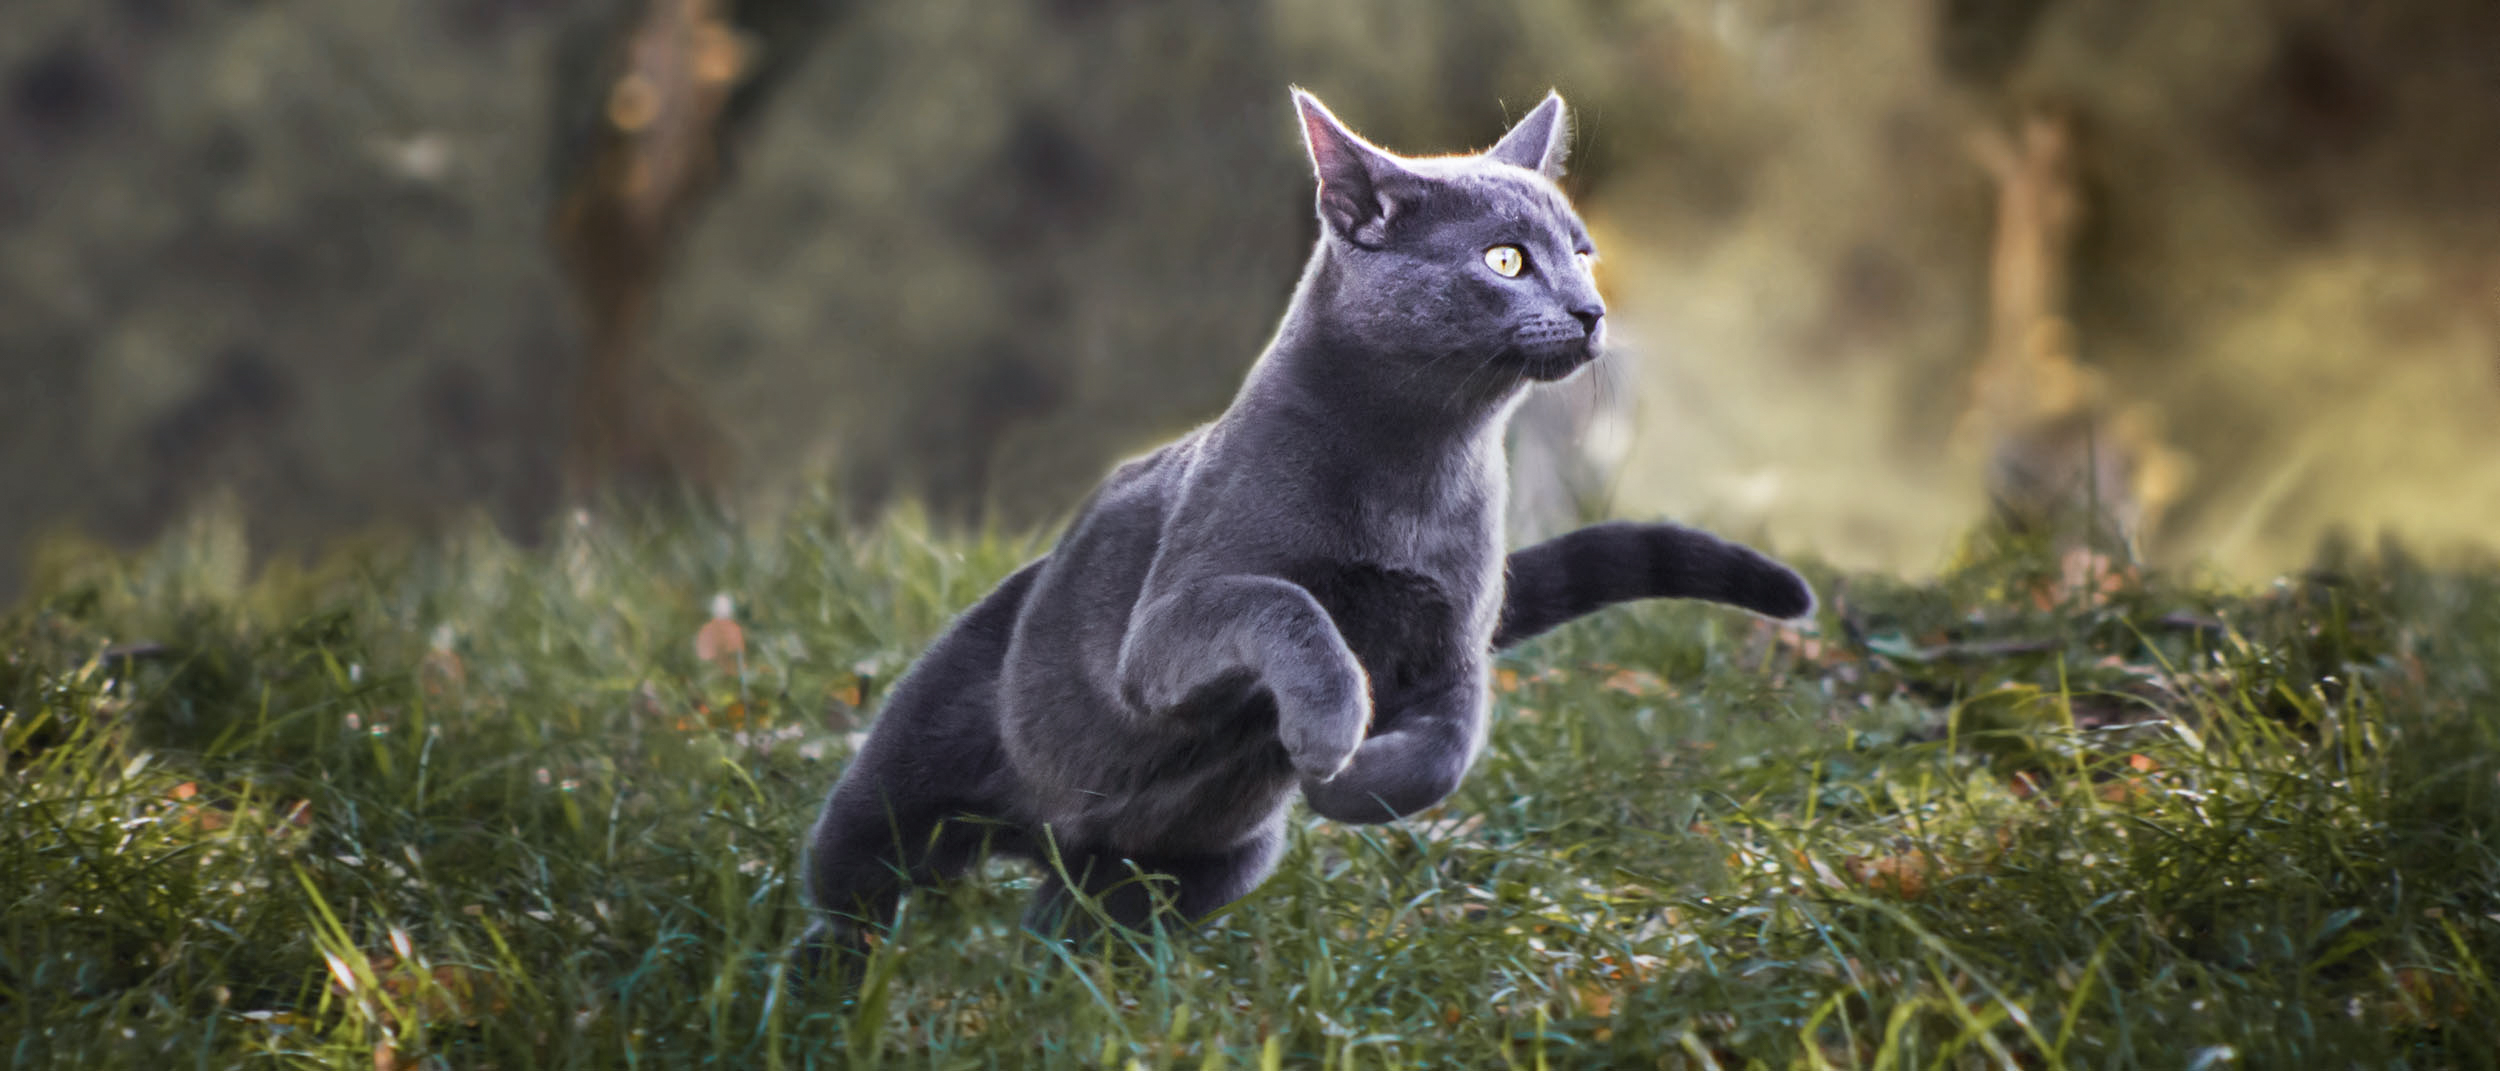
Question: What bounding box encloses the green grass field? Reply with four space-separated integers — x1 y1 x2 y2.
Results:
5 502 2497 1068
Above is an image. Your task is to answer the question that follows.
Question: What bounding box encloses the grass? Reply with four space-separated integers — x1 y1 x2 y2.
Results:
4 500 2498 1068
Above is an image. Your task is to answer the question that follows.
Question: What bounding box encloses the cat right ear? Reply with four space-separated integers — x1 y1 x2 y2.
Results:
1487 91 1570 179
1294 90 1409 248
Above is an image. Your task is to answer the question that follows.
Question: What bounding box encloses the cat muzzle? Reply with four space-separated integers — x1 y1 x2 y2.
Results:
1511 322 1602 382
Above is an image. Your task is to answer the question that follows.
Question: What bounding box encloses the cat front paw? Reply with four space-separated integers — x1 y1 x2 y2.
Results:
1289 737 1359 783
1279 677 1370 783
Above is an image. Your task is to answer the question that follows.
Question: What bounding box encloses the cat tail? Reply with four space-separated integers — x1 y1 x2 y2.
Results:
1492 521 1815 651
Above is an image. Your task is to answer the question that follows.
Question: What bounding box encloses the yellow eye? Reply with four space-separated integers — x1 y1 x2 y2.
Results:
1484 245 1525 278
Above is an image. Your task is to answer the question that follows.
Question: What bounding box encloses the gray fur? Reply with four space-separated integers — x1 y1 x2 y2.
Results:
797 90 1813 962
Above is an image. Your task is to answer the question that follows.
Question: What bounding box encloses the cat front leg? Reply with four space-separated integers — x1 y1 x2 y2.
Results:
1492 521 1815 650
1299 673 1488 823
1114 574 1371 781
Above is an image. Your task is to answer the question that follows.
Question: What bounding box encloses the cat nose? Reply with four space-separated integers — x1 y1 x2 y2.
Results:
1569 304 1605 333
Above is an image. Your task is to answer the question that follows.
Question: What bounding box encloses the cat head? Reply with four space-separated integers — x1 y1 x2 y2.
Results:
1292 90 1606 390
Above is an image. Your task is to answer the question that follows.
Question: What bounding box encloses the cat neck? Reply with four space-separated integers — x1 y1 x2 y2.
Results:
1233 343 1521 477
1241 244 1528 452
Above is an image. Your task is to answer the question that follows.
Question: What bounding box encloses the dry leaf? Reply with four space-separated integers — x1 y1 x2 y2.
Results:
343 955 511 1028
2095 777 2150 805
2030 548 2138 610
1773 626 1829 663
1845 850 1948 899
2389 967 2472 1028
177 804 233 833
677 699 762 733
1601 668 1669 697
167 783 235 833
169 787 310 838
694 593 745 674
826 672 872 729
1576 984 1615 1019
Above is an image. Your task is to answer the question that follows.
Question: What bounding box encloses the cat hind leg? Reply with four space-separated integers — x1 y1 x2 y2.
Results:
792 766 996 979
1020 827 1288 943
793 559 1042 981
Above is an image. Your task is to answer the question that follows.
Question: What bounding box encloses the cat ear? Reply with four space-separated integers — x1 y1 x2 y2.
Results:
1294 89 1410 247
1487 91 1571 179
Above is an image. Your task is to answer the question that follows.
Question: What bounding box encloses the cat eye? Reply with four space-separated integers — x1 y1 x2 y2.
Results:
1576 250 1595 275
1483 245 1525 278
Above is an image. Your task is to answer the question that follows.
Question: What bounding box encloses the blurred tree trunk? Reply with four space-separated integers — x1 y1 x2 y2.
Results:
548 0 840 498
1957 108 2186 550
1934 0 2181 549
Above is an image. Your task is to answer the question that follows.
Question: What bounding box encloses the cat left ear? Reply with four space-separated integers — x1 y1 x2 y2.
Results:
1487 91 1571 179
1294 89 1411 248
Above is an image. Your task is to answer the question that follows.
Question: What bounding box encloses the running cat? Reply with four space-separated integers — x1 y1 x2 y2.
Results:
798 89 1813 958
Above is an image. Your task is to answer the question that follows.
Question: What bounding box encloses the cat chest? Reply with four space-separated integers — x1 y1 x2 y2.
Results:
1281 560 1471 698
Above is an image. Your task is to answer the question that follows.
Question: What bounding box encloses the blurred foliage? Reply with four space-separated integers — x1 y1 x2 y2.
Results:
5 0 2499 595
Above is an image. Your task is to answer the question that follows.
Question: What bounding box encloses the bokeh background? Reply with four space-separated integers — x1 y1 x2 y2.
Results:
6 0 2497 597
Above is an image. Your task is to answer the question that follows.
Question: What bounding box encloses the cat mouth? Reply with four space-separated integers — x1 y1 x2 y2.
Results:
1508 329 1599 382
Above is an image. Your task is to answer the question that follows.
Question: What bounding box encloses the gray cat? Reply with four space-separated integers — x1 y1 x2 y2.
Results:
797 90 1813 959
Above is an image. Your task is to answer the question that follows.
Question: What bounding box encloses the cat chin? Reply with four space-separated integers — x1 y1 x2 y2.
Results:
1512 345 1599 383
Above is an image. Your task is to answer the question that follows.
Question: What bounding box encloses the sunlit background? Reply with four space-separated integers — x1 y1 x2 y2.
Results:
6 0 2497 596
